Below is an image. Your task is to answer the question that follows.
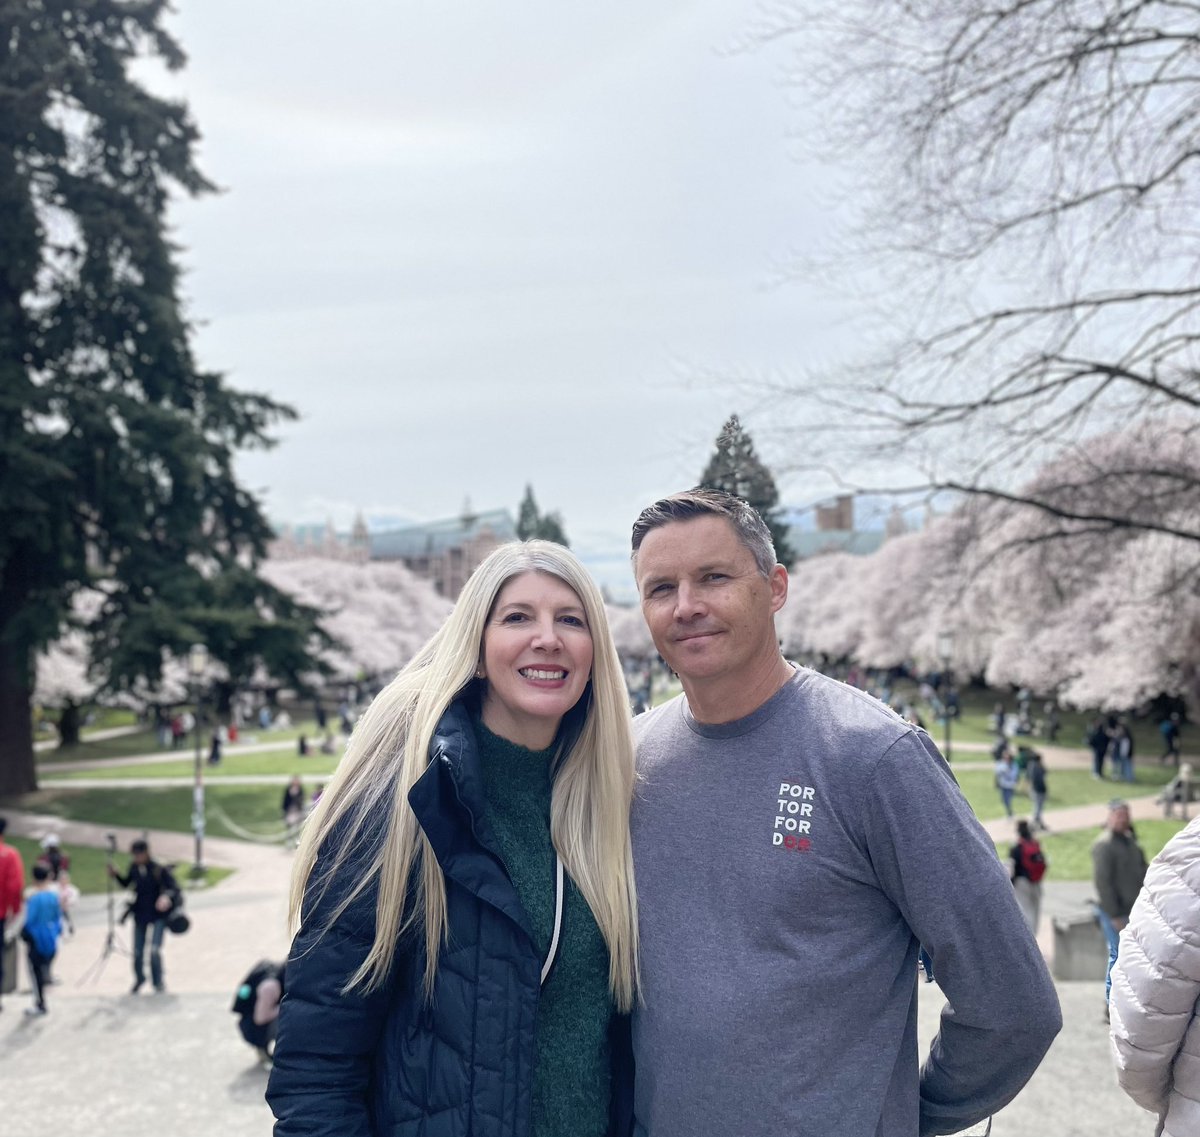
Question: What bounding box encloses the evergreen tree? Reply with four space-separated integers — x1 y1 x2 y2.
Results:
0 3 321 793
699 415 795 566
515 485 569 546
516 485 541 541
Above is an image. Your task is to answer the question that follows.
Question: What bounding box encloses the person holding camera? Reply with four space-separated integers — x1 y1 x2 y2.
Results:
107 838 180 994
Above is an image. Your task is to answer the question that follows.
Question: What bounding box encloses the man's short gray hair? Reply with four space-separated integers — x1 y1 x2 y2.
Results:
630 488 778 577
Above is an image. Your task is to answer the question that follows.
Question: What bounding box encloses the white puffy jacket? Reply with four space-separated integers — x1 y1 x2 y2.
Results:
1110 816 1200 1137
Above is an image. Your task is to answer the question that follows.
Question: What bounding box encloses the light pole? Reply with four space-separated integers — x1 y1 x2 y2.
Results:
188 642 208 879
937 629 955 764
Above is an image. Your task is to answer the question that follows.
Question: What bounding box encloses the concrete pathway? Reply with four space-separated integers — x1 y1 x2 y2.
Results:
2 747 1178 1135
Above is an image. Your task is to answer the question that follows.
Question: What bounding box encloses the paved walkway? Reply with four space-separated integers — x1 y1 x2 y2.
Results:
0 801 1168 1136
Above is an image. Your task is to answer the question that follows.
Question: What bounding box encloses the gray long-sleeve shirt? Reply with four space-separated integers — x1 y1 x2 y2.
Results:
630 668 1061 1137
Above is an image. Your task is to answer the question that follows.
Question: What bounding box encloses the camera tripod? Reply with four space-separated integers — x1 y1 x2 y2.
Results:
78 833 128 985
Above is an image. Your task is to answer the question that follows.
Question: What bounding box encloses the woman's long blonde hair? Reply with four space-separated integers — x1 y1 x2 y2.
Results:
288 540 639 1010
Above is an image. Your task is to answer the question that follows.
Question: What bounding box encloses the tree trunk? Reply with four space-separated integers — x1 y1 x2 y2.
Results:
0 637 37 796
57 702 82 748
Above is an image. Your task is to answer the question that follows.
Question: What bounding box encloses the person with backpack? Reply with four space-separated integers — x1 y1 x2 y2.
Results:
108 838 181 994
1010 819 1047 936
20 864 63 1016
232 959 287 1063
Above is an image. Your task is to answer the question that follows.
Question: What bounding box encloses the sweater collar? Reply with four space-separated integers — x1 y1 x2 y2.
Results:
407 701 537 943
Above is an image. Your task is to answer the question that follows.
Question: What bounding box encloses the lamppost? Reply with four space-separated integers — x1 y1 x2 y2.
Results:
937 629 955 764
188 642 208 879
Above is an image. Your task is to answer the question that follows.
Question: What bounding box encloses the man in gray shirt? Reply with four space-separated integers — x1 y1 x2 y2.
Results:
628 489 1061 1137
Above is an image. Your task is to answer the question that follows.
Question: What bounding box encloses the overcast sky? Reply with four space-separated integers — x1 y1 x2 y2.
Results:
147 2 857 594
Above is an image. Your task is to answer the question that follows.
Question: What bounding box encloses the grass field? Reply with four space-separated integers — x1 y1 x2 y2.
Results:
47 749 343 781
3 834 231 894
995 819 1188 881
2 785 291 846
955 765 1178 822
36 718 340 766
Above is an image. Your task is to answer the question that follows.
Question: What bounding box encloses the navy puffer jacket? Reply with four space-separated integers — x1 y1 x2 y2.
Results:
266 702 633 1137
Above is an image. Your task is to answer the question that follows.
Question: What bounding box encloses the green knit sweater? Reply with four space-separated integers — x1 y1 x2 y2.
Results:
473 716 613 1137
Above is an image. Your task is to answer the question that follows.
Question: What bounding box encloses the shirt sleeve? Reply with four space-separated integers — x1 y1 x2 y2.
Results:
862 731 1062 1137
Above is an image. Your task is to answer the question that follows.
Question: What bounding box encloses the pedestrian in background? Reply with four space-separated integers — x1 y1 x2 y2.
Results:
1087 716 1110 779
1010 820 1047 936
1109 815 1200 1137
0 817 25 1011
109 839 180 994
1092 800 1149 1016
1025 750 1049 831
20 864 62 1017
995 747 1020 818
281 776 305 847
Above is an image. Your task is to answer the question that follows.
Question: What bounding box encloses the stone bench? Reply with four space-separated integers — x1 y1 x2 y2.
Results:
1052 912 1110 981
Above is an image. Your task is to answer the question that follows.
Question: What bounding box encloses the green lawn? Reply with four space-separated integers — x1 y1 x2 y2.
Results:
995 819 1188 881
2 785 292 845
36 718 338 765
955 765 1178 822
46 748 342 781
889 678 1193 758
3 833 231 894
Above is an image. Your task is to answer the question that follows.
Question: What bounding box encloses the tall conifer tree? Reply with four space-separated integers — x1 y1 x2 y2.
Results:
0 2 321 792
699 415 795 566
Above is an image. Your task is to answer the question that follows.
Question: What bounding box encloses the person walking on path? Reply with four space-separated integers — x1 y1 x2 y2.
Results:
280 776 305 847
1109 814 1200 1137
20 864 63 1017
1092 800 1149 1015
1159 713 1182 765
1087 716 1111 780
108 839 180 994
0 817 26 1011
627 489 1060 1137
995 747 1021 818
1010 820 1047 937
1026 750 1049 831
1112 720 1136 783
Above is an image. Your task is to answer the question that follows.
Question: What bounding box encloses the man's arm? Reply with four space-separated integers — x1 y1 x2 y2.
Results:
864 732 1062 1137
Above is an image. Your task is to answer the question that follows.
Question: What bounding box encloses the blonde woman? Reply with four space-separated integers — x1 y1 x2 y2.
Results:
267 541 638 1137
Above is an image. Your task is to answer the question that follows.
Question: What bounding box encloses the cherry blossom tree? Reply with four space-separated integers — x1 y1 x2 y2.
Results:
778 424 1200 712
259 557 453 684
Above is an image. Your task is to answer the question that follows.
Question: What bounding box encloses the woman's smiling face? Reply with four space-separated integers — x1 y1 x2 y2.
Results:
478 571 594 750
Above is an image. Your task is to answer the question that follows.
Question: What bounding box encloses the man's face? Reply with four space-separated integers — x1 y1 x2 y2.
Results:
635 515 787 685
1109 806 1131 834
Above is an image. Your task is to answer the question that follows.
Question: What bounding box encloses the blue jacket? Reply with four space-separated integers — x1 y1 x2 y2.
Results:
267 702 632 1137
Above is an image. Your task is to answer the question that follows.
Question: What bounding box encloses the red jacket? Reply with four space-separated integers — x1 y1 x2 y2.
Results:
0 841 25 920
